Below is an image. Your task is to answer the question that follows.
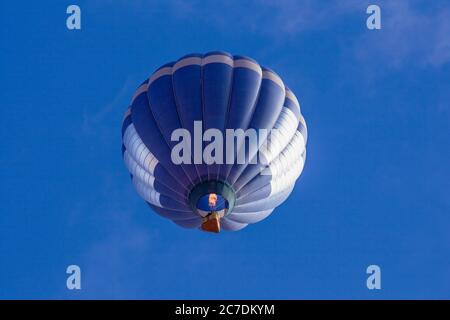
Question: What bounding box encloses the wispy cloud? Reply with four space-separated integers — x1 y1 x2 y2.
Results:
81 77 134 137
428 8 450 66
100 1 449 69
164 0 450 68
78 209 158 298
353 1 450 68
164 0 361 36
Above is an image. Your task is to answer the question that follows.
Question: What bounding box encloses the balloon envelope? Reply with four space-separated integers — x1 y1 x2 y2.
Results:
121 51 307 231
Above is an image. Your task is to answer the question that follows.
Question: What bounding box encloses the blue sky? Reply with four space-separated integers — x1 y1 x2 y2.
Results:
0 0 449 299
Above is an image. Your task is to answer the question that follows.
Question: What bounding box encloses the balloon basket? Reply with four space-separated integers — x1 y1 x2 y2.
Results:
201 212 221 233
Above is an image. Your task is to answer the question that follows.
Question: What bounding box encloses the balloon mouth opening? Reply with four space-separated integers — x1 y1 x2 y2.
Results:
197 193 228 212
188 181 236 218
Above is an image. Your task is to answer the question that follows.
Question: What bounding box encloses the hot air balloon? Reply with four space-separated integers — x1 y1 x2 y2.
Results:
121 51 307 233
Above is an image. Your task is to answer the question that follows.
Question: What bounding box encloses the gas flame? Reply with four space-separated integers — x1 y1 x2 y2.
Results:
208 193 218 209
